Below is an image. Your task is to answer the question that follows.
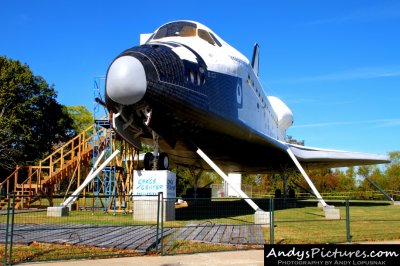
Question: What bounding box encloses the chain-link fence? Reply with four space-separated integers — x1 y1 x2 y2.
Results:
1 194 400 265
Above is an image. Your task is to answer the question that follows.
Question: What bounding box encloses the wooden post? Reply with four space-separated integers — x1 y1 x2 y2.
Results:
76 159 81 211
71 136 75 162
60 147 64 173
14 167 18 192
38 161 42 192
49 156 53 178
78 133 82 161
27 167 33 208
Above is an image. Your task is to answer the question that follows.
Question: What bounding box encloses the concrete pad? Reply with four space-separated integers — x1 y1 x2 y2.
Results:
393 201 400 206
47 206 69 217
324 205 340 220
133 199 175 222
254 210 270 227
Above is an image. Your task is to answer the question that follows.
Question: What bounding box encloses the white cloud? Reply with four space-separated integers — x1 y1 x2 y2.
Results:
271 66 400 84
292 119 400 129
300 5 400 26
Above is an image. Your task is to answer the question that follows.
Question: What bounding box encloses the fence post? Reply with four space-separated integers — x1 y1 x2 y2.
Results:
4 193 11 266
160 192 164 256
346 199 352 243
155 192 161 254
270 198 274 244
9 193 16 265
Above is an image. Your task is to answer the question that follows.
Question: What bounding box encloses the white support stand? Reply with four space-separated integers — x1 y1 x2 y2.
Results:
61 150 120 208
285 147 341 219
47 150 120 217
196 148 260 212
197 148 271 226
286 147 327 207
225 173 242 197
196 149 271 226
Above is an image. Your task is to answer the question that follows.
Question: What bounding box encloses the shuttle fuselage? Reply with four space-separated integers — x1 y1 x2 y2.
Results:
105 20 388 173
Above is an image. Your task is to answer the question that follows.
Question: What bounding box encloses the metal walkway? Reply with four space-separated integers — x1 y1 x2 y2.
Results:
1 223 265 253
163 223 265 252
0 223 171 253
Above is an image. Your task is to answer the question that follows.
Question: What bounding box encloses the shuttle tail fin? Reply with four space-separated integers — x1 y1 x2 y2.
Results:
251 43 260 76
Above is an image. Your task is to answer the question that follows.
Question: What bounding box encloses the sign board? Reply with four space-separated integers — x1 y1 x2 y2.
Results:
132 170 176 222
133 170 176 198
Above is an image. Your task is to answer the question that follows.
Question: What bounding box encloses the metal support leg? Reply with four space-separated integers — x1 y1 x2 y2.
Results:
196 148 261 212
364 176 395 204
62 150 120 207
152 131 160 170
286 147 328 207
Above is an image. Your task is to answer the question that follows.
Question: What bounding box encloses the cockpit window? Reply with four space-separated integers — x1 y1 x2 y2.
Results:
152 21 223 47
209 32 222 47
153 22 197 39
198 29 215 45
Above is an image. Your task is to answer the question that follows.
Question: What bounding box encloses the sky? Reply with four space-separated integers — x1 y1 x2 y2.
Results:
1 0 399 156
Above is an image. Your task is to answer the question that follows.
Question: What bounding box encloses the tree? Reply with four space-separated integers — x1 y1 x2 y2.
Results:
357 165 372 190
305 168 339 192
385 151 400 192
336 168 356 191
286 135 305 146
0 56 73 177
358 165 389 191
369 168 387 190
67 105 93 134
174 166 222 197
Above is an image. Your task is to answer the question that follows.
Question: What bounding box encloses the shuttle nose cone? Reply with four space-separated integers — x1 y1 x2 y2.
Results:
106 56 147 105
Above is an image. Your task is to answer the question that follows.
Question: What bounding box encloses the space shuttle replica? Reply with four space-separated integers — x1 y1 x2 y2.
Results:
105 21 390 207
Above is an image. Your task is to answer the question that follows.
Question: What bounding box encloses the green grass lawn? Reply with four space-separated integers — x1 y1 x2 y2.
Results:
0 242 140 264
273 203 400 243
1 200 399 263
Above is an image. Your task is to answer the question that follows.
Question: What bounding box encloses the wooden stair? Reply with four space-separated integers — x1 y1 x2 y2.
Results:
0 124 108 209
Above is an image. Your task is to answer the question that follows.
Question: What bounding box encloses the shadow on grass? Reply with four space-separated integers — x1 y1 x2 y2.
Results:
175 199 256 221
175 198 393 221
175 198 301 221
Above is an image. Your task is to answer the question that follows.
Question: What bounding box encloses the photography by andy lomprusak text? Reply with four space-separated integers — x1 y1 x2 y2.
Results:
264 244 399 266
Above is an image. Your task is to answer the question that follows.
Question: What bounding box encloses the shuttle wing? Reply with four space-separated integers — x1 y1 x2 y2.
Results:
287 143 390 169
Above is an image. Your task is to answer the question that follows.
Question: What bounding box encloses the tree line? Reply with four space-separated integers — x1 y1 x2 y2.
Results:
173 151 400 199
240 153 400 198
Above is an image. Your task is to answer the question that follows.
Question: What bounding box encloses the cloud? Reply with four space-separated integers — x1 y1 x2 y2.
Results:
271 66 400 84
300 5 400 26
283 98 317 105
292 119 400 129
289 99 354 106
378 119 400 128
